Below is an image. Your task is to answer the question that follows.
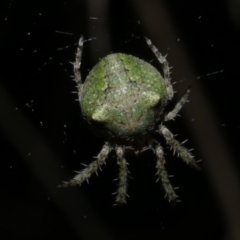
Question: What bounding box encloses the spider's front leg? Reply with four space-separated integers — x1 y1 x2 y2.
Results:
59 142 111 187
115 146 129 204
158 125 200 169
154 145 178 202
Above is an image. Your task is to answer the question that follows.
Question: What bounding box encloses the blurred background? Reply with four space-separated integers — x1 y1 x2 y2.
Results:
1 0 240 239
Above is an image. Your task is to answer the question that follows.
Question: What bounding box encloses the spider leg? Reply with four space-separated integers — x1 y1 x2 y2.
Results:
115 146 129 204
158 125 200 169
73 36 84 100
154 145 178 202
59 142 111 187
145 37 173 100
164 87 191 122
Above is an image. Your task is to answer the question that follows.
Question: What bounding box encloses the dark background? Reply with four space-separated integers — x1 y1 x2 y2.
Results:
0 0 240 239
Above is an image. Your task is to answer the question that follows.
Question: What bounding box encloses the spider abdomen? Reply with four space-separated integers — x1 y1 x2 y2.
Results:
81 53 167 138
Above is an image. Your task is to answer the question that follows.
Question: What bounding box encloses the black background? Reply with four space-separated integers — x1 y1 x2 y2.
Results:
0 0 240 239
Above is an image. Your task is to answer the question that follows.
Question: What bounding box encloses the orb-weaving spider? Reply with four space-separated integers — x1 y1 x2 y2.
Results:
59 36 200 204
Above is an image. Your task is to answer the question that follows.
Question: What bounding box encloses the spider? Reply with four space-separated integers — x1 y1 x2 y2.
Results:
59 36 200 204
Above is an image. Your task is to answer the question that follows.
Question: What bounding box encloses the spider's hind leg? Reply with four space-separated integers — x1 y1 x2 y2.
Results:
145 37 173 101
73 36 84 100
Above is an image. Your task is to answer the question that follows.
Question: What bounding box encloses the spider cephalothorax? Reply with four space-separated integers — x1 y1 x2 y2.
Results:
59 36 200 204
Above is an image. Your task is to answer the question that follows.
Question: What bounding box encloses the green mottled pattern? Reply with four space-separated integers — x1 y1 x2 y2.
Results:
81 53 167 138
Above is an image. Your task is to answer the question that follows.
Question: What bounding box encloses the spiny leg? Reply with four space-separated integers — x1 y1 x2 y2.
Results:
59 142 111 187
115 146 129 204
164 87 191 122
145 37 173 100
73 36 84 98
155 145 178 202
158 125 200 169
